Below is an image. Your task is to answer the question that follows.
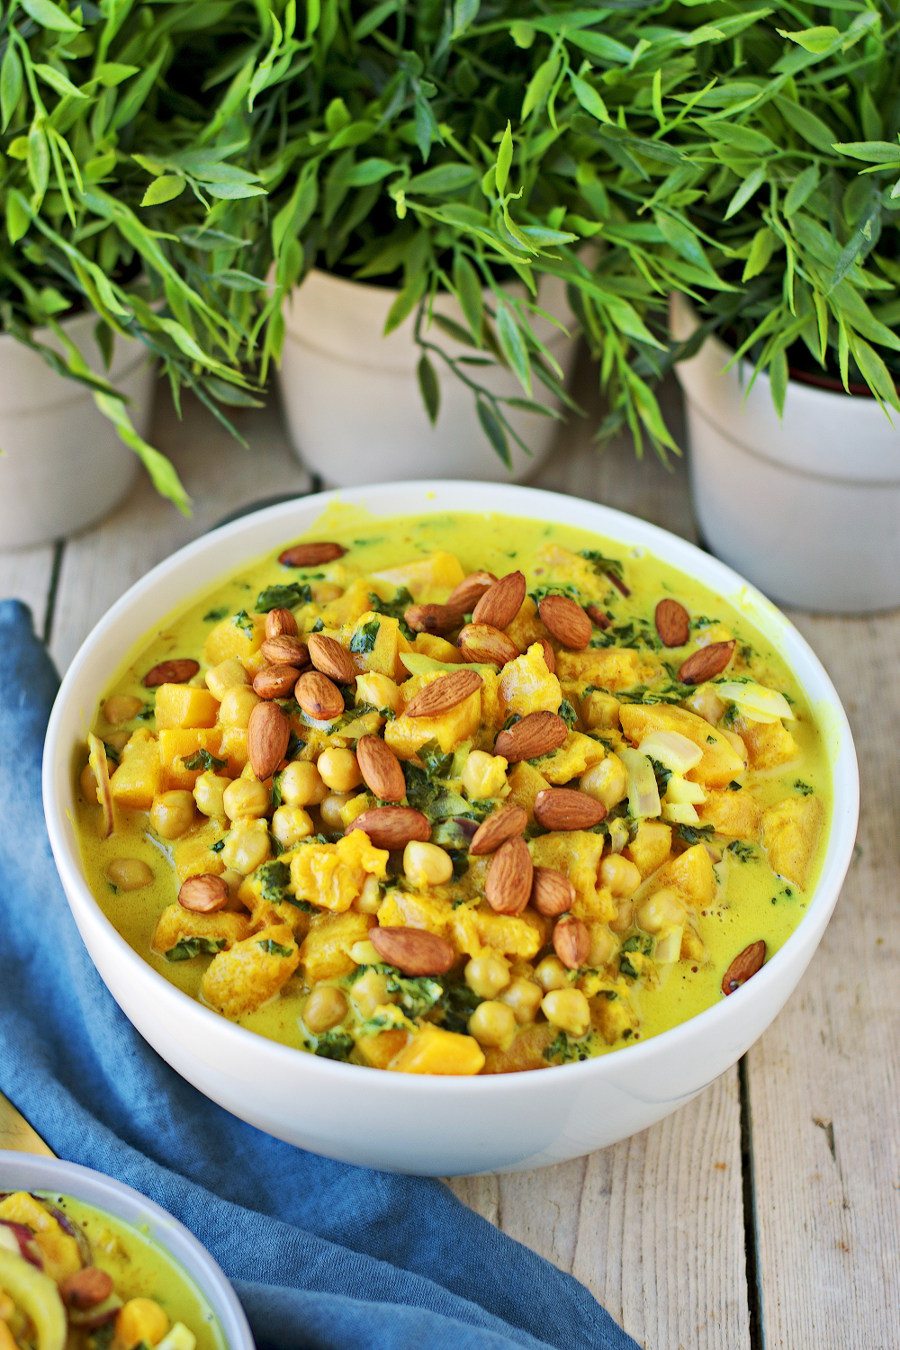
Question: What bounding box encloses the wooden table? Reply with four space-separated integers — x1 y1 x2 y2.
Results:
3 360 897 1349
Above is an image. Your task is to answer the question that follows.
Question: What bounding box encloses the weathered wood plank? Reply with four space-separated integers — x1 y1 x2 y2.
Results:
0 542 56 639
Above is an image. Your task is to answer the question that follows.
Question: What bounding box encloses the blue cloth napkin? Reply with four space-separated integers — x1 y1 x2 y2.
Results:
0 599 636 1350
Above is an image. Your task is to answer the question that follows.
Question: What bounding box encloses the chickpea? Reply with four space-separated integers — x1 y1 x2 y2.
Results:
610 898 634 935
500 977 544 1025
304 986 348 1033
355 874 382 914
102 694 143 725
541 988 591 1038
351 969 393 1017
464 953 511 1000
279 760 328 808
221 818 271 875
223 777 269 821
685 685 726 725
355 672 401 714
636 887 685 934
534 955 569 993
206 657 250 701
79 762 98 802
149 790 195 840
115 1298 169 1349
348 940 381 965
587 924 619 967
193 771 230 819
462 750 508 800
580 755 627 810
599 854 642 898
105 858 153 891
217 685 259 729
403 841 453 888
468 1000 517 1049
317 747 362 793
271 805 314 848
319 792 353 831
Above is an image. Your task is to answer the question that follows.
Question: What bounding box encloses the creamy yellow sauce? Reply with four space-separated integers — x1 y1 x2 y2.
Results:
76 507 831 1068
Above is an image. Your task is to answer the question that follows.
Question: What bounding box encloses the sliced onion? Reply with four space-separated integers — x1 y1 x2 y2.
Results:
620 748 661 820
637 730 703 773
0 1248 66 1350
0 1220 42 1269
662 801 700 825
87 733 115 838
715 680 795 723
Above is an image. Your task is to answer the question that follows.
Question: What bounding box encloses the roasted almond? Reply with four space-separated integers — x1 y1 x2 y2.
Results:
265 607 299 640
537 636 556 674
404 602 461 635
308 633 357 684
655 598 690 647
485 836 533 916
356 734 406 802
534 787 607 831
253 664 300 700
295 670 344 721
678 639 736 685
531 867 576 917
457 623 519 666
260 634 309 667
446 570 497 613
472 570 526 629
248 701 290 779
585 603 611 631
469 804 528 856
178 873 229 914
348 806 431 850
369 925 455 976
538 594 592 650
60 1266 114 1311
278 540 346 567
553 916 590 969
143 658 199 688
494 710 568 763
722 939 766 995
403 668 483 718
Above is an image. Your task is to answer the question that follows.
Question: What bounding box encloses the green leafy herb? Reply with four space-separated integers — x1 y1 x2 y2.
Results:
257 938 294 957
255 859 292 903
387 974 444 1019
543 1031 594 1065
619 934 654 980
368 588 415 639
648 757 672 792
727 780 743 792
182 748 227 772
794 780 814 796
726 840 756 862
164 937 226 963
437 981 481 1034
591 619 661 653
674 823 716 847
349 618 381 654
210 838 226 853
418 739 454 779
580 551 624 582
102 741 121 766
203 606 229 622
304 1029 354 1062
233 610 254 638
255 583 312 613
558 699 578 728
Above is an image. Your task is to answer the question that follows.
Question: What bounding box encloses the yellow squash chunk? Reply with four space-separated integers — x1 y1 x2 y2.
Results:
389 1024 485 1075
699 789 761 839
158 727 225 789
356 1028 410 1069
738 717 800 769
650 844 716 908
530 831 609 915
557 647 663 692
761 795 824 888
320 577 373 626
414 633 463 663
619 703 745 787
109 728 162 810
578 687 620 730
593 992 637 1045
498 642 562 717
505 760 550 819
453 905 547 959
625 820 673 877
537 730 606 785
201 923 300 1018
203 614 264 665
505 596 546 652
385 674 482 758
483 1022 555 1073
218 725 249 772
299 911 372 982
0 1193 81 1282
378 889 453 936
373 551 465 601
347 611 406 680
173 823 227 882
154 683 219 731
534 542 602 592
290 831 388 913
151 905 249 957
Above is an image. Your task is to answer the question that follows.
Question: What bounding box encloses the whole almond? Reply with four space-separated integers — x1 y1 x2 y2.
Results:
538 594 592 650
655 598 690 647
553 916 590 969
404 602 461 635
143 658 199 688
308 633 357 684
678 639 736 685
585 603 611 631
469 804 528 856
178 873 229 914
253 664 301 700
261 634 309 667
534 787 607 831
494 710 568 763
348 806 431 850
537 636 556 674
61 1266 114 1311
295 670 344 721
403 668 483 718
369 925 455 976
278 540 346 567
248 701 290 779
472 570 526 629
531 867 576 917
356 735 406 802
722 939 766 995
265 607 299 640
485 836 533 915
457 623 519 666
446 570 497 614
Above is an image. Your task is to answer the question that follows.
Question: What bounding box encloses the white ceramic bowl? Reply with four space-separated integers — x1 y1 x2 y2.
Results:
0 1152 252 1346
42 482 859 1176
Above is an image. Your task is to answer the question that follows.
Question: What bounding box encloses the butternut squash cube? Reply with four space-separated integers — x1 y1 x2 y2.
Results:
625 820 673 878
203 614 264 665
290 831 388 912
201 923 300 1018
505 760 550 819
385 674 482 758
173 823 227 882
738 717 799 770
537 730 605 785
373 551 465 601
557 647 663 692
378 889 453 936
499 642 562 717
151 904 250 958
698 789 761 840
299 911 372 982
347 611 406 680
619 703 745 787
389 1024 485 1075
154 683 219 731
414 633 462 663
158 727 225 789
530 831 609 916
579 687 620 730
762 794 824 888
109 729 162 810
650 844 716 908
356 1028 410 1069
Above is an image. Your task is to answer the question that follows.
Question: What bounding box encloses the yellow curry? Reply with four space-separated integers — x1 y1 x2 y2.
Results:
0 1190 223 1350
76 508 829 1075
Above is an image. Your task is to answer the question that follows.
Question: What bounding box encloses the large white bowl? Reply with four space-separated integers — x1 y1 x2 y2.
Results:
42 482 859 1176
0 1153 252 1346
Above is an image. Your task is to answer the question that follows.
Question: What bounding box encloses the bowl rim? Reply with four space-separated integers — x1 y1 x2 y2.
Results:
0 1150 253 1345
42 479 860 1091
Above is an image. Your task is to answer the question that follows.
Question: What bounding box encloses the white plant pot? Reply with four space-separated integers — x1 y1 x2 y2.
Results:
0 311 155 549
277 268 580 485
671 292 900 613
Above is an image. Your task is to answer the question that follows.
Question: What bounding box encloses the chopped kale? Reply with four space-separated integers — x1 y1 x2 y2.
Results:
349 618 381 654
203 605 229 621
418 739 454 779
619 933 654 979
257 938 294 957
794 780 814 796
182 748 227 772
438 981 481 1034
368 587 415 638
579 549 624 581
648 757 672 792
164 937 226 962
543 1031 594 1064
305 1029 354 1062
233 609 255 637
674 823 716 846
102 741 121 766
558 699 578 728
529 583 580 606
286 731 305 760
255 583 312 613
726 840 756 862
136 703 155 721
721 704 740 727
448 848 470 880
727 780 743 791
591 618 661 652
210 837 226 853
387 974 444 1019
256 859 292 902
310 618 325 633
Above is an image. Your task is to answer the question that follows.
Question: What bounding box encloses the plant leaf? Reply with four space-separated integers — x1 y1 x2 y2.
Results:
141 175 185 207
477 398 511 467
496 300 531 393
417 353 440 424
495 121 513 195
0 44 23 131
20 0 82 33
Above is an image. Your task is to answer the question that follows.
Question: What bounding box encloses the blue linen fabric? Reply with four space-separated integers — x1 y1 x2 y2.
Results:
0 599 637 1350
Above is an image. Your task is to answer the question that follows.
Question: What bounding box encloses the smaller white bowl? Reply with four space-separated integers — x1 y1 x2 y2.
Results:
0 1152 252 1348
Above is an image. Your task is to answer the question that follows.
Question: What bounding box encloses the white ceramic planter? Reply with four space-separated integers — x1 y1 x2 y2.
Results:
0 311 154 549
671 292 900 613
277 269 579 485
